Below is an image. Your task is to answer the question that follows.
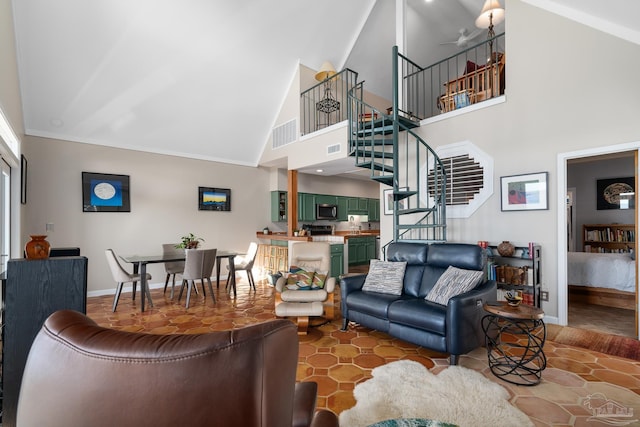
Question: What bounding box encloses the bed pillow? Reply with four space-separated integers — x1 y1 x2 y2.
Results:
425 266 484 305
362 260 407 295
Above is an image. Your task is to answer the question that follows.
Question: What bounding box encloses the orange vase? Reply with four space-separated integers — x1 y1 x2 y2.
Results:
25 235 51 259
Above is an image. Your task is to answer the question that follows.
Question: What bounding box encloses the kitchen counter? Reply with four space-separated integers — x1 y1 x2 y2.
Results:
256 232 311 242
256 230 379 243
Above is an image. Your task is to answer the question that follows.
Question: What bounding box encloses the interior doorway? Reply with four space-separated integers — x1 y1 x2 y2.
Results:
561 148 638 338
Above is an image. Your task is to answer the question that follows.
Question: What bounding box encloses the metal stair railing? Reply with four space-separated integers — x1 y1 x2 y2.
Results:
347 68 447 254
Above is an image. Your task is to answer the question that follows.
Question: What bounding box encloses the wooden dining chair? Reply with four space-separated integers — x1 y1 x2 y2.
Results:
178 248 217 309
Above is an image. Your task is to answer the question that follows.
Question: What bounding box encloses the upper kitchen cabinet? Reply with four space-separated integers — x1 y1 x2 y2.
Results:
368 198 380 221
347 197 369 214
271 191 287 222
298 193 316 222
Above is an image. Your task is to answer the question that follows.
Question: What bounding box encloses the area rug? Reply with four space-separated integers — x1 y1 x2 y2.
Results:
339 360 533 427
547 323 640 361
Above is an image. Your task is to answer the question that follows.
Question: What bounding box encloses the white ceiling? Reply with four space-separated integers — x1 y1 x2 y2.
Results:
10 0 640 172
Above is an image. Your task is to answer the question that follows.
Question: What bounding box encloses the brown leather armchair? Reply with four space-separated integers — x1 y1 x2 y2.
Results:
17 310 339 427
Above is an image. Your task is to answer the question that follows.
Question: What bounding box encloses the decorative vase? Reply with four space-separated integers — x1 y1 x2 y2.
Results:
497 241 515 257
25 235 51 259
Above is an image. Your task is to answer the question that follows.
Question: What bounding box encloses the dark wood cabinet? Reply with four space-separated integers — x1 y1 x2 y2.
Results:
2 256 88 427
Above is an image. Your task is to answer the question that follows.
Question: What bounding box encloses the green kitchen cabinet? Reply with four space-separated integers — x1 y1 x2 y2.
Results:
297 193 316 222
271 191 287 222
347 197 369 215
330 244 344 279
348 236 376 265
336 196 348 221
315 194 337 205
368 198 380 221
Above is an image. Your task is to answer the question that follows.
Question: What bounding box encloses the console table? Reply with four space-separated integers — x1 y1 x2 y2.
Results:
2 256 88 427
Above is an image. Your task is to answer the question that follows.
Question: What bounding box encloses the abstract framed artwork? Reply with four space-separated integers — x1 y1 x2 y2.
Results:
383 188 408 215
596 176 635 210
20 155 27 204
500 172 548 211
198 187 231 211
82 172 130 212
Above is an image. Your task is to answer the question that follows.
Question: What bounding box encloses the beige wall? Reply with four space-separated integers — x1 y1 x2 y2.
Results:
408 0 640 318
23 135 271 294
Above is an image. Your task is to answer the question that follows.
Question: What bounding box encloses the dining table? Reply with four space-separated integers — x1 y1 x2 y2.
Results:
120 250 240 312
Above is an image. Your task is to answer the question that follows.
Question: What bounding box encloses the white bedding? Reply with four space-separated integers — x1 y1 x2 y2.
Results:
568 252 636 293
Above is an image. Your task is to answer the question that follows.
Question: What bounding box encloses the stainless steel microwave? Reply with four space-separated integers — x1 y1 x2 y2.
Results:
316 204 338 220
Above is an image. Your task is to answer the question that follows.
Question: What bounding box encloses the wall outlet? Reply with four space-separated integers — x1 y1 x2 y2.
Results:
541 291 549 301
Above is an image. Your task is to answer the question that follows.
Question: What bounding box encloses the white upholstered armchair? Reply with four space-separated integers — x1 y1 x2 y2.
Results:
274 242 336 334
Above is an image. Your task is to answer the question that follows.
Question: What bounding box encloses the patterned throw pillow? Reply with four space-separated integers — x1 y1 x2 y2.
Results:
425 266 484 305
361 260 407 295
312 271 328 289
286 267 315 290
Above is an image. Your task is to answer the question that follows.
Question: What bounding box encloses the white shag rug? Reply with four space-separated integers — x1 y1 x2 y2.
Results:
339 360 534 427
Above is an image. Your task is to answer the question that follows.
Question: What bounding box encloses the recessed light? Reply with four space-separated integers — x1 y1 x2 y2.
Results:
316 169 324 173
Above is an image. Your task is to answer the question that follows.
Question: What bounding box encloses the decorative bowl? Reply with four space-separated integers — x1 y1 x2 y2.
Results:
505 295 523 307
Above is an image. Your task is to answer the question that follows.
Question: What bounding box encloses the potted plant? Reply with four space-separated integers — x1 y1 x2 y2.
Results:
175 233 204 249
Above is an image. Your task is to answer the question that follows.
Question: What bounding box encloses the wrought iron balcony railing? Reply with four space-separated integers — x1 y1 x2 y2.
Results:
400 32 506 121
300 68 358 136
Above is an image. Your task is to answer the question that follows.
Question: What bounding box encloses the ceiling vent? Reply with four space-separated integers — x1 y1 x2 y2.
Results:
327 144 341 155
272 118 297 149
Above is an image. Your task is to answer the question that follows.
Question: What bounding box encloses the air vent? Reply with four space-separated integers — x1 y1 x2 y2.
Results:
420 140 493 219
272 119 297 149
327 144 341 155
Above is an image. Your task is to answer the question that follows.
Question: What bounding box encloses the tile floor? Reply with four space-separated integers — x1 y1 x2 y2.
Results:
87 274 640 426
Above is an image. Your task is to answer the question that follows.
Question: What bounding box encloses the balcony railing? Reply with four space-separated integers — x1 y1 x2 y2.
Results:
400 32 506 121
300 68 358 136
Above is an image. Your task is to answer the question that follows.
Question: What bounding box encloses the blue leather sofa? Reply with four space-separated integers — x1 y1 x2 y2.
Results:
340 242 496 365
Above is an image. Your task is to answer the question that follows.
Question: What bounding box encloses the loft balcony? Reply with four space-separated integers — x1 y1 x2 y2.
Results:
400 32 506 121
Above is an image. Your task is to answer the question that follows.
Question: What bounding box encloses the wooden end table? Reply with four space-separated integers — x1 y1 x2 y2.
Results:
482 301 547 386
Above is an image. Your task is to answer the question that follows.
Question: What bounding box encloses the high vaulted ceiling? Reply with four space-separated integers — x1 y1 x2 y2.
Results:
10 0 640 169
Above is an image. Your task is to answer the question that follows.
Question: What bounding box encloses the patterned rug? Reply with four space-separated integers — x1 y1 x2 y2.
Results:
338 360 533 427
547 323 640 360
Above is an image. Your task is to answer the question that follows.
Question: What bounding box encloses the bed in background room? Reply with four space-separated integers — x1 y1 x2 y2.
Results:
568 252 636 310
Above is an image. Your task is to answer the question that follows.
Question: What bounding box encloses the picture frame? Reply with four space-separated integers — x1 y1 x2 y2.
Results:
20 155 27 204
82 172 131 212
383 188 408 215
198 186 231 211
500 172 548 211
596 176 635 210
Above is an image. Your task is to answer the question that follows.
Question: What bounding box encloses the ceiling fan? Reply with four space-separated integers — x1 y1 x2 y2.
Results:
440 28 483 48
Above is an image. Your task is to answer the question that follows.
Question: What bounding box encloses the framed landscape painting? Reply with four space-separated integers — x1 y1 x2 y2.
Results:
198 187 231 211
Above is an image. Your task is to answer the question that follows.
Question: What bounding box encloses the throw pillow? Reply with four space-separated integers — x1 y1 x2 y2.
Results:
425 266 484 306
362 260 407 295
312 270 328 289
286 268 315 290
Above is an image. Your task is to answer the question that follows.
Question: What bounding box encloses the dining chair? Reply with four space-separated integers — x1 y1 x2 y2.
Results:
105 249 152 312
178 248 217 309
227 241 259 291
162 243 185 299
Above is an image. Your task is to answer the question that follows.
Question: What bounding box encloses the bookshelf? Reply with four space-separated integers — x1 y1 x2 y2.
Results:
486 243 541 308
583 223 635 253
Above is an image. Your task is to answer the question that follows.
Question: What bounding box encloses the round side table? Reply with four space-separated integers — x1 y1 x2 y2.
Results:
482 301 546 386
